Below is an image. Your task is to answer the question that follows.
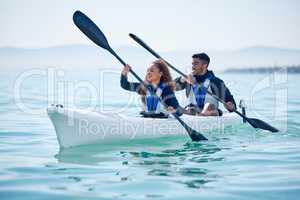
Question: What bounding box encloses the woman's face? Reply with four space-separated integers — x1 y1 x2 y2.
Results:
146 64 162 83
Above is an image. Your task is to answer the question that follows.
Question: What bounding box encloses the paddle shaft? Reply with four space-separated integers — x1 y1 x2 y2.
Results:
129 34 237 108
206 90 247 119
109 49 144 83
129 34 186 77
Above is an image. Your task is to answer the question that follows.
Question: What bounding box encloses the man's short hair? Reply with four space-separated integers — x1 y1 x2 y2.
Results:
192 53 210 66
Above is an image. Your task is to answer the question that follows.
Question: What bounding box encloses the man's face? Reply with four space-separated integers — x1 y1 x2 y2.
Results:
192 58 208 75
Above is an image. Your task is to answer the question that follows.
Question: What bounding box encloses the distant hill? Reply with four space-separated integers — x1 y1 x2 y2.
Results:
0 44 153 70
1 45 300 72
166 46 300 71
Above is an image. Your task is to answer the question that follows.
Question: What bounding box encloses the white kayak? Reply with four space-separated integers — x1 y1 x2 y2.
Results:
47 104 241 148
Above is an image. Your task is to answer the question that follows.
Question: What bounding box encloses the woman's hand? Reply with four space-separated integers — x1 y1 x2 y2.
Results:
121 64 131 76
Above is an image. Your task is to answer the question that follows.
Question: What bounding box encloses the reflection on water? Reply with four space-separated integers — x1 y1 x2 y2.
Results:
56 138 226 190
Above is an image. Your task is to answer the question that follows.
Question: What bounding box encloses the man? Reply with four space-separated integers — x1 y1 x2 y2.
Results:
174 53 236 116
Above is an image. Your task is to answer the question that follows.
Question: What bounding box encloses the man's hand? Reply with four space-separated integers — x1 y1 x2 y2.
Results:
225 101 235 112
121 64 131 76
180 74 195 85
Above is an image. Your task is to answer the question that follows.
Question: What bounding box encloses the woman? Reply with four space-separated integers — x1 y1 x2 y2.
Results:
120 59 182 117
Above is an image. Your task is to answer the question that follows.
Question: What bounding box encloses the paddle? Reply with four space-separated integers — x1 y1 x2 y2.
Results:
72 10 208 141
129 33 279 133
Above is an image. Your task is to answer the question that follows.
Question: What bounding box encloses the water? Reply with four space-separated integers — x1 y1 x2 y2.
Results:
0 68 299 200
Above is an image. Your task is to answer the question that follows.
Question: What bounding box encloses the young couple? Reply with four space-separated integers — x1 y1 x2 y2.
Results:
120 53 236 118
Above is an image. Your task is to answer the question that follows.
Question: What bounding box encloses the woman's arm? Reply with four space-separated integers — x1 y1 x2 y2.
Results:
120 65 141 92
120 74 141 92
161 87 183 116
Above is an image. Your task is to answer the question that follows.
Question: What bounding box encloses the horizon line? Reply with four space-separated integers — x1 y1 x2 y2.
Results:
1 43 300 52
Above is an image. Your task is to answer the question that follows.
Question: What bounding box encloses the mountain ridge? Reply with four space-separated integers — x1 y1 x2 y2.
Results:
1 44 300 71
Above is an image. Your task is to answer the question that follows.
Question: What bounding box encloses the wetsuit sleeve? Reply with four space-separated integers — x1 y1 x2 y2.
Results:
210 78 236 108
174 76 187 91
161 87 183 116
120 74 141 93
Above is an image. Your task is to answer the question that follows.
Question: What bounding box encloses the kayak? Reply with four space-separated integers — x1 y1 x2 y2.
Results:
47 104 241 148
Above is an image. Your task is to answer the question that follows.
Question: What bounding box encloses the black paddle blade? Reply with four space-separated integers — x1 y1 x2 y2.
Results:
246 117 279 132
73 10 111 51
174 115 208 141
186 126 208 141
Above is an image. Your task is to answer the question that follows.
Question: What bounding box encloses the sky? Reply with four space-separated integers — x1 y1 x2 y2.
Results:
0 0 299 51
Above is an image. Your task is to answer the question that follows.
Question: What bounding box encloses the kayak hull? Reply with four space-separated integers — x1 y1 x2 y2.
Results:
47 105 241 148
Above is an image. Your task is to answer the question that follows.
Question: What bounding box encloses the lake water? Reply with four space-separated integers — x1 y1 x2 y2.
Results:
0 67 299 200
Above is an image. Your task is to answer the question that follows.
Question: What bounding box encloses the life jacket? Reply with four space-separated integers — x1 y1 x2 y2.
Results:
145 83 168 114
187 74 219 109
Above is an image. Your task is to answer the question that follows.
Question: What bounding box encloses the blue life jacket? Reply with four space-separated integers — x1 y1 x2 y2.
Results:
145 84 166 113
191 74 213 109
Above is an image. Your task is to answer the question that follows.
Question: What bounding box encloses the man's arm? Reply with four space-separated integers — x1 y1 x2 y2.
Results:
210 77 236 112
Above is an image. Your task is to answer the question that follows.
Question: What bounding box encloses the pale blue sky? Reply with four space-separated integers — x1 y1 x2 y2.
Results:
0 0 299 51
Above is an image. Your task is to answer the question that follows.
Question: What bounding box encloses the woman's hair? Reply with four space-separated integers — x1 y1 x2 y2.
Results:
153 59 175 90
138 59 175 96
